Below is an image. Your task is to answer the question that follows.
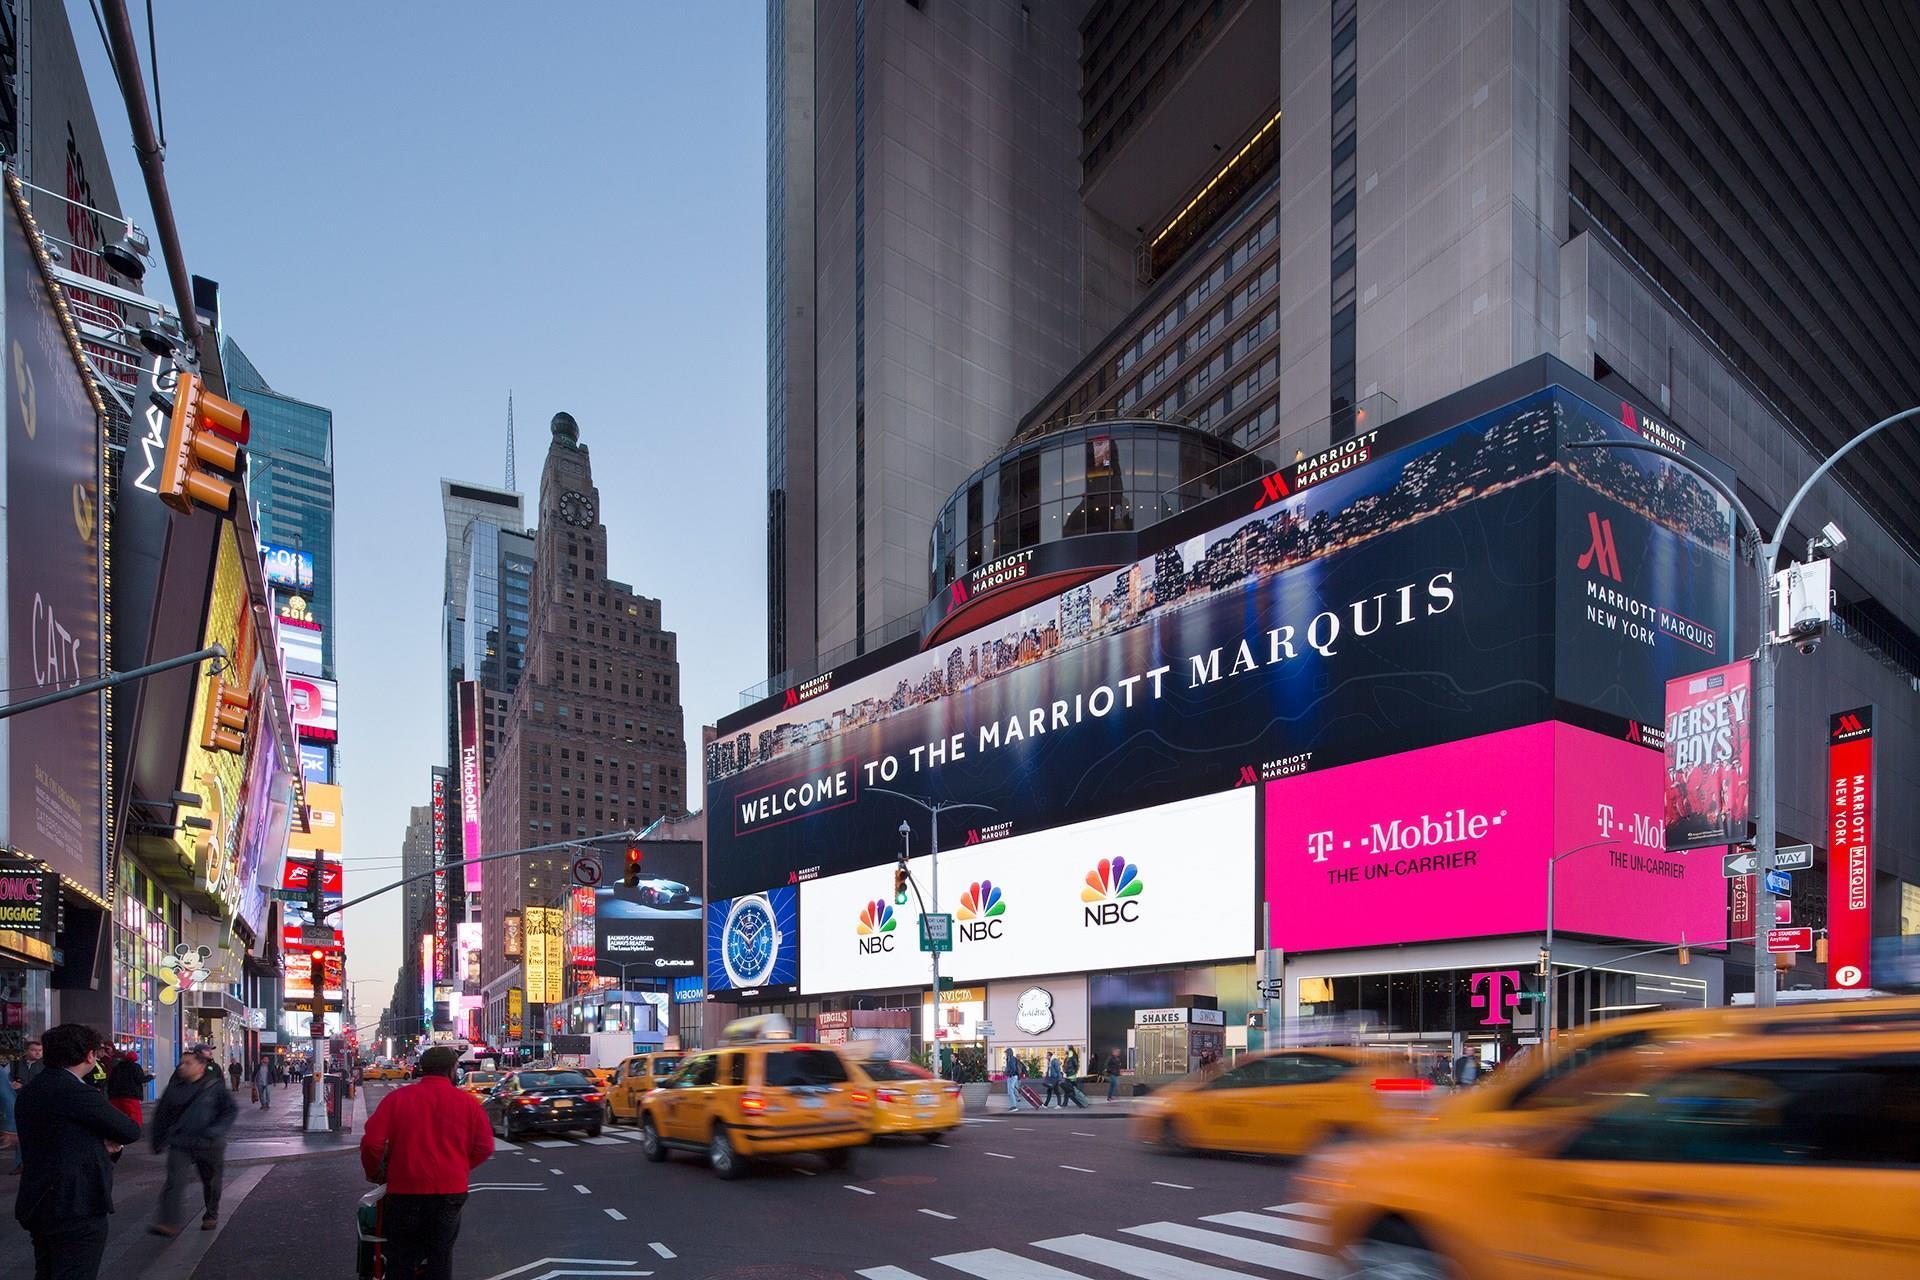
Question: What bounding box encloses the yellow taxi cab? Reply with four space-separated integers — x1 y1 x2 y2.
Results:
607 1051 684 1125
363 1063 407 1082
638 1016 868 1179
844 1058 964 1139
458 1068 508 1099
1306 1029 1920 1276
1133 1047 1434 1157
1438 992 1920 1135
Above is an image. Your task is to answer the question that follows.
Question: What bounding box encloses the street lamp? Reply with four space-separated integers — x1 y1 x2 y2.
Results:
870 788 995 1082
1541 837 1654 1042
1569 400 1920 1007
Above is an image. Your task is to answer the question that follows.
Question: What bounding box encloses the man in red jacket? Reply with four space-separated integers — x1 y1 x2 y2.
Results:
359 1046 493 1280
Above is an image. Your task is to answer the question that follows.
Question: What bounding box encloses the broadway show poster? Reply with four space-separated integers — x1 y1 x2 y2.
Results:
5 198 104 893
708 396 1572 898
1662 660 1753 850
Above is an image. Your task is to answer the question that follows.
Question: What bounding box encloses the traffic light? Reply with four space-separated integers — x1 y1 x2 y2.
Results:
623 844 643 887
894 852 910 906
200 678 251 753
158 372 249 515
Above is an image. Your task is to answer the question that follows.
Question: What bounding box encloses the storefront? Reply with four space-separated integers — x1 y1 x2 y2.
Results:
112 861 182 1085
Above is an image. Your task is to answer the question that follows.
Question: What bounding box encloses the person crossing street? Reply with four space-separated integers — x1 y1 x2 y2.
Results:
148 1044 238 1236
360 1045 493 1280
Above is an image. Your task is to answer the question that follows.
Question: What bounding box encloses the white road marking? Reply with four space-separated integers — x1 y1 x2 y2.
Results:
583 1136 622 1145
1036 1233 1262 1279
648 1243 676 1259
930 1142 951 1148
1202 1210 1329 1246
1013 1126 1034 1131
1071 1132 1097 1137
857 1268 929 1280
917 1209 957 1220
477 1259 647 1280
1122 1221 1336 1277
793 1167 817 1176
605 1209 627 1221
984 1151 1016 1160
494 1140 519 1150
932 1248 1089 1279
1266 1201 1332 1219
1057 1164 1096 1173
533 1139 574 1148
608 1129 649 1141
1150 1181 1192 1190
846 1184 876 1195
574 1184 593 1195
550 1168 565 1175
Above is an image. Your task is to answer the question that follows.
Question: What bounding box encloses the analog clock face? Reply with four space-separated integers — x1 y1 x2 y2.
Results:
722 894 780 988
559 490 595 527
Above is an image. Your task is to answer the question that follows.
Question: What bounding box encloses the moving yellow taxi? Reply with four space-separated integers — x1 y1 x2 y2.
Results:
458 1068 507 1098
362 1063 407 1082
638 1025 867 1179
1134 1048 1432 1157
1306 1031 1920 1277
845 1059 963 1139
607 1051 684 1125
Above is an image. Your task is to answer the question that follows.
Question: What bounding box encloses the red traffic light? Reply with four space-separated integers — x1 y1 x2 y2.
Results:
159 373 249 515
623 845 643 887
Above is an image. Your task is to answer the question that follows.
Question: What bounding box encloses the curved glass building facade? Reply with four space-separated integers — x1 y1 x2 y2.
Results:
928 419 1253 597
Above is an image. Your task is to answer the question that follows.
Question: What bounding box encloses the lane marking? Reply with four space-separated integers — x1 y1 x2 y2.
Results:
984 1151 1016 1160
1057 1164 1095 1173
1013 1126 1034 1132
1035 1233 1260 1279
1266 1201 1332 1219
858 1268 929 1280
794 1167 817 1176
932 1248 1088 1279
1121 1220 1337 1278
930 1142 951 1148
648 1243 676 1259
1203 1210 1328 1246
1071 1132 1097 1137
478 1259 646 1280
846 1184 876 1195
532 1139 574 1148
574 1184 593 1195
1151 1181 1192 1190
605 1209 627 1221
584 1136 622 1146
550 1168 565 1175
917 1209 957 1220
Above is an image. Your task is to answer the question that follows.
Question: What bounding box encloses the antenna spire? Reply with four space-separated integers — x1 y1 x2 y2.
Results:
505 391 517 491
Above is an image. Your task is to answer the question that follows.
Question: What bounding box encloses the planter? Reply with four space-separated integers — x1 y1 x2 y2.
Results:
959 1082 992 1112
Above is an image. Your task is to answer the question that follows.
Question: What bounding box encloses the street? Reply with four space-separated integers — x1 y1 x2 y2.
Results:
184 1085 1328 1280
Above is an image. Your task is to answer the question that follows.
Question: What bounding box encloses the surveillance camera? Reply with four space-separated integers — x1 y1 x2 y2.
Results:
1821 522 1846 551
1797 636 1821 656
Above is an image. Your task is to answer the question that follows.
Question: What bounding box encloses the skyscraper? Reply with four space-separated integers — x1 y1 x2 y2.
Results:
478 413 689 1041
398 802 435 967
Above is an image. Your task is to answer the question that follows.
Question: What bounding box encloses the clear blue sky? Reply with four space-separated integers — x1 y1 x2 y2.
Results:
69 1 768 1030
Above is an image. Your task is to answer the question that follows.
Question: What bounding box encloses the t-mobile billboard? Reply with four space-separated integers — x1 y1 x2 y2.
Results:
707 385 1731 901
1265 721 1726 951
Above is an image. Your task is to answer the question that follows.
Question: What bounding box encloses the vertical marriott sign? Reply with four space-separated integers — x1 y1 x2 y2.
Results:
430 768 449 982
1827 707 1875 990
457 681 484 893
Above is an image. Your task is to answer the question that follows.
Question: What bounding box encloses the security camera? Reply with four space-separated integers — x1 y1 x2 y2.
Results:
1821 522 1847 551
1797 636 1821 656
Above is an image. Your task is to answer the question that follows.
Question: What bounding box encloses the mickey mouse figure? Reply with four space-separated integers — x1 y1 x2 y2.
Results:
158 944 214 1005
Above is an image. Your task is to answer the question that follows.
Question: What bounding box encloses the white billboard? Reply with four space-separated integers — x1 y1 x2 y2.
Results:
797 788 1254 996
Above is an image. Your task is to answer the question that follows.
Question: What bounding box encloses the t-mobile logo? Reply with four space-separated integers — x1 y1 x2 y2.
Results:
1576 512 1624 581
1307 830 1335 863
1468 969 1523 1026
1595 803 1614 837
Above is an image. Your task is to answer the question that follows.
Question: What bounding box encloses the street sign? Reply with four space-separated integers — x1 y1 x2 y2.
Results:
570 856 602 888
308 1017 327 1038
298 923 337 947
919 913 954 953
270 887 308 903
1773 844 1815 871
1775 899 1792 925
1766 926 1813 953
1722 850 1759 878
1764 869 1792 896
976 1021 996 1037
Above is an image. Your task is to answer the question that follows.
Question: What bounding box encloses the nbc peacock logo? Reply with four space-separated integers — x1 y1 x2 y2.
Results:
856 899 896 954
1082 856 1143 926
955 880 1006 942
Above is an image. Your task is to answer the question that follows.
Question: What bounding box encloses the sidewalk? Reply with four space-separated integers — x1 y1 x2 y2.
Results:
982 1090 1144 1119
225 1076 369 1163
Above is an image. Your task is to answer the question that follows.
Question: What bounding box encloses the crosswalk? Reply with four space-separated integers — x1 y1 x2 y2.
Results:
854 1203 1338 1280
493 1128 651 1152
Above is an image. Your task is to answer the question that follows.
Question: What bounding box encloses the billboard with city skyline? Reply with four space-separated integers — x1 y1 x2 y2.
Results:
705 386 1733 901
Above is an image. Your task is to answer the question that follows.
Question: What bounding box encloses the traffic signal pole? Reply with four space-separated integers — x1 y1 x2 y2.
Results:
0 644 224 720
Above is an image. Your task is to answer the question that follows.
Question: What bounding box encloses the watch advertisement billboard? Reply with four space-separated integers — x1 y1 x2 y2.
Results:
1827 707 1875 991
457 680 485 892
798 789 1254 996
595 840 703 977
706 387 1731 901
706 885 799 998
4 201 105 896
1662 660 1753 851
1265 721 1725 952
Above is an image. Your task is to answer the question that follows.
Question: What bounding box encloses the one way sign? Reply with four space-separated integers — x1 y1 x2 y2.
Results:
1723 850 1759 878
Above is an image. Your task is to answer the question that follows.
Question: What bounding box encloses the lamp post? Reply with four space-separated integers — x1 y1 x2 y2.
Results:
1542 837 1657 1043
870 788 995 1082
1569 402 1920 1007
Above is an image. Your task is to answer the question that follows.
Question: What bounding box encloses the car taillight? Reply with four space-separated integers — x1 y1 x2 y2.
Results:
583 1092 604 1103
1373 1077 1433 1093
850 1090 873 1104
739 1091 767 1114
944 1084 961 1096
874 1088 902 1104
514 1097 540 1107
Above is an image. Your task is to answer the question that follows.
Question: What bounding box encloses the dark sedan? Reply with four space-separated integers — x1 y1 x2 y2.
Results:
482 1069 607 1140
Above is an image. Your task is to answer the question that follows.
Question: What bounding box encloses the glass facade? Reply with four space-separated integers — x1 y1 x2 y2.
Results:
927 421 1254 597
112 860 181 1089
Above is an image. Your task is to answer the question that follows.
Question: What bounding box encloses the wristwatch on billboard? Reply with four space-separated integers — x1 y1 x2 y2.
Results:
721 893 781 988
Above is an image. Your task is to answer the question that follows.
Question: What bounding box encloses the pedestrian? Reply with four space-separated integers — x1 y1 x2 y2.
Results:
1104 1048 1124 1101
148 1044 238 1236
1043 1051 1063 1107
10 1038 46 1091
227 1060 242 1092
1002 1046 1023 1110
105 1049 150 1129
252 1058 272 1111
0 1051 17 1175
12 1022 142 1280
1065 1046 1080 1079
360 1045 493 1280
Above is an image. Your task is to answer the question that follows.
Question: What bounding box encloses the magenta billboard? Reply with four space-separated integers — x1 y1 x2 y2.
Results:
457 680 484 892
1265 721 1725 952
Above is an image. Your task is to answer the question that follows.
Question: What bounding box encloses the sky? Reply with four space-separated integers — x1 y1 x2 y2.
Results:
67 1 769 1031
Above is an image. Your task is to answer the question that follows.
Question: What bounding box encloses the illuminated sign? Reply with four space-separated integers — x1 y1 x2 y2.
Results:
1663 661 1752 851
506 987 524 1040
1828 707 1875 990
262 543 315 589
503 911 523 958
0 868 57 932
279 614 323 675
290 782 344 853
458 681 484 893
431 769 449 982
456 922 482 997
287 675 339 742
298 742 332 785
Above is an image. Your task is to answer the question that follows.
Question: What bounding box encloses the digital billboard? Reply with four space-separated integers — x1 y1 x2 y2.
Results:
798 789 1254 996
524 907 550 1005
232 695 294 937
262 544 315 590
290 782 344 853
1827 707 1875 991
1663 661 1753 850
595 839 704 977
457 681 484 892
430 769 449 981
299 743 333 785
4 199 104 894
1264 721 1725 952
285 949 344 1002
706 885 799 998
456 922 483 997
279 614 324 676
706 387 1732 901
568 887 596 969
282 856 343 902
287 675 339 742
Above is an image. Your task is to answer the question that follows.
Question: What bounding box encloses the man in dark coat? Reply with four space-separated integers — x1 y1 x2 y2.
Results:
148 1044 239 1236
12 1023 142 1280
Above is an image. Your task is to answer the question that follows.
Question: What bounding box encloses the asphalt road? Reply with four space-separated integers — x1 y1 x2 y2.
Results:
193 1084 1335 1280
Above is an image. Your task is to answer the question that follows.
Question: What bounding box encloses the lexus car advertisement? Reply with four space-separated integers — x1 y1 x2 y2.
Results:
594 840 703 976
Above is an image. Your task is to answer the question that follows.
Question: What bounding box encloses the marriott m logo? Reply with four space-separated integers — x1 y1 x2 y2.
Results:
1837 712 1864 735
1251 473 1291 510
1576 512 1624 582
782 687 799 710
950 578 970 606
